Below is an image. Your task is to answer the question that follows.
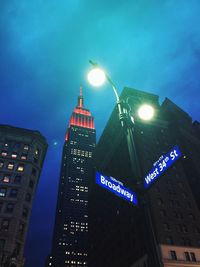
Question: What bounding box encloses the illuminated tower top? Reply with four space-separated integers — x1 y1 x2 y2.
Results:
65 86 95 140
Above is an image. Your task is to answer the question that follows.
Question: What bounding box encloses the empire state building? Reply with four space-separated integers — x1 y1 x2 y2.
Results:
47 88 96 267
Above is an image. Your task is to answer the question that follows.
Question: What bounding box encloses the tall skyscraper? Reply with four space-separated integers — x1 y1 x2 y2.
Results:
47 88 96 267
0 125 47 267
91 87 200 267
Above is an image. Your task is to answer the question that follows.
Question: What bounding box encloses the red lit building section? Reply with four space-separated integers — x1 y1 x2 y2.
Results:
65 87 95 140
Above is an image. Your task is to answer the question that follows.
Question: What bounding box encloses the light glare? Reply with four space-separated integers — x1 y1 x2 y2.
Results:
138 104 154 121
87 68 106 87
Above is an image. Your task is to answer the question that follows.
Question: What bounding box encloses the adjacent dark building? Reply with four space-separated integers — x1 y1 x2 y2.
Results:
47 88 96 267
91 87 200 267
0 125 47 267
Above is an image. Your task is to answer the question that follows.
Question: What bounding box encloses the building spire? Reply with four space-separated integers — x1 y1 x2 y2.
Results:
78 85 84 108
80 85 82 96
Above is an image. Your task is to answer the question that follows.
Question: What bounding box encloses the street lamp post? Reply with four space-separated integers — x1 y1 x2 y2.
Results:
87 61 162 267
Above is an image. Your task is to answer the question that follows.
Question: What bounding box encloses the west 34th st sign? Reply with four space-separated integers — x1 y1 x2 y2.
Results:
143 145 182 189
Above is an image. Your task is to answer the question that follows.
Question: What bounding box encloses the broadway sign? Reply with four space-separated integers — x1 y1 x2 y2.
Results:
96 172 138 205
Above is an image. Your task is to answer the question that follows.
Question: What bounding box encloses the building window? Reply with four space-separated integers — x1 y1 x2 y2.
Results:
14 143 20 148
17 165 24 172
166 236 173 245
22 207 29 218
1 219 9 230
182 225 188 233
0 161 3 168
0 239 5 251
6 203 14 213
21 154 27 160
190 252 196 262
0 188 7 197
29 180 34 188
1 151 8 157
2 175 11 183
164 223 170 231
25 193 31 202
189 214 195 220
170 250 177 260
32 168 36 176
15 242 21 256
7 163 14 170
34 157 38 163
23 145 29 150
18 223 25 235
158 198 164 206
185 252 190 261
14 175 22 184
10 189 18 198
11 153 17 159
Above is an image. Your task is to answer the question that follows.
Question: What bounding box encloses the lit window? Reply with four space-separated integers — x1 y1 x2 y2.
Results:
1 151 7 157
17 165 24 172
21 154 27 160
23 145 29 150
7 163 14 170
11 153 17 159
0 161 3 168
0 188 7 197
2 175 11 183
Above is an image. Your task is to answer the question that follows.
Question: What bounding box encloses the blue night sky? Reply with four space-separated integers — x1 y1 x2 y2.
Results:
1 1 200 267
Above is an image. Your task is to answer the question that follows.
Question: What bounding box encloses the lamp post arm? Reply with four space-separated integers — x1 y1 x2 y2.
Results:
89 60 120 102
105 74 120 103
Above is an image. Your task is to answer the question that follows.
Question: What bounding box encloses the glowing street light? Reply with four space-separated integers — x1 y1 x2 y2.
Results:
87 67 106 87
138 104 155 121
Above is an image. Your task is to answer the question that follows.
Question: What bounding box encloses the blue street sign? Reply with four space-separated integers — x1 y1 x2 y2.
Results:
144 145 182 189
96 172 138 205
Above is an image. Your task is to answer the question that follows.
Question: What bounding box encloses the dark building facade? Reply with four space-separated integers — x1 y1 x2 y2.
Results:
47 88 96 267
91 87 200 267
0 125 47 267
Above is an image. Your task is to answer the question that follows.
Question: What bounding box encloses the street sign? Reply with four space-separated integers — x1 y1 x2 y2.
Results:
143 145 182 189
96 172 138 205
